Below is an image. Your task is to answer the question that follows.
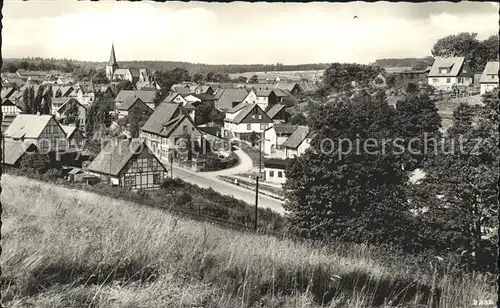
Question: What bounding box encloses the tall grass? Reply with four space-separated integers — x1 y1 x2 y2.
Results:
1 174 494 307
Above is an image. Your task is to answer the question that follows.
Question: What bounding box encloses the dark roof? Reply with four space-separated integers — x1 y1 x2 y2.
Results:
228 102 250 113
229 104 273 124
266 104 286 119
117 96 144 111
480 61 499 84
1 87 16 99
254 89 273 97
86 138 146 176
172 86 191 95
428 57 466 77
298 81 319 93
141 102 182 135
115 90 157 103
273 124 298 135
264 158 289 169
273 83 298 92
282 126 309 149
193 93 215 101
215 89 249 109
3 140 37 166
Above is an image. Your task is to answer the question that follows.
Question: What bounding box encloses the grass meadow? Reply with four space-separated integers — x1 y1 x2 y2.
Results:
1 174 495 307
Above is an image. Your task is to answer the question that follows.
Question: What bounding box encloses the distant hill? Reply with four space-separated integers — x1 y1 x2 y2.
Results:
2 57 330 75
372 57 434 69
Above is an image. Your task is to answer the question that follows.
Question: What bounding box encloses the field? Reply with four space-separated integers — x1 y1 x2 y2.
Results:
1 174 495 307
229 69 324 82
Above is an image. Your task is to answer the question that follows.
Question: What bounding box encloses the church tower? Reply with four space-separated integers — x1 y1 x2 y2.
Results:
105 43 119 81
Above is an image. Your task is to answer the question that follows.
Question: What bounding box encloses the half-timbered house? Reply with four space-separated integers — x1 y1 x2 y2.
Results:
86 138 167 190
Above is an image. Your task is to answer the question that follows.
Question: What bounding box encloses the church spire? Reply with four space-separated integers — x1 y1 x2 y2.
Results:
108 43 117 65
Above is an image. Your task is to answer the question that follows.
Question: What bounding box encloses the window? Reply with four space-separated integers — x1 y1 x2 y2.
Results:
153 173 161 184
432 78 439 83
260 124 267 130
446 78 451 83
258 115 262 119
247 124 251 130
490 75 495 79
183 125 188 132
277 171 283 178
124 175 135 186
269 170 274 177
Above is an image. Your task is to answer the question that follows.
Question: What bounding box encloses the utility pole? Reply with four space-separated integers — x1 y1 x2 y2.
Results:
170 152 173 179
254 175 259 233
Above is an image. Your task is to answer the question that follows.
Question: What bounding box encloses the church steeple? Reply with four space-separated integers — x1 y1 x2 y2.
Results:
109 43 117 65
106 42 119 81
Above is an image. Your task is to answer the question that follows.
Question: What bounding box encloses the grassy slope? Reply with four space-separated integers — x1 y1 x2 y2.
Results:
1 175 494 308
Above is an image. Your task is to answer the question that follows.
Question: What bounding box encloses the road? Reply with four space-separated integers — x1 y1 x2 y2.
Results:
160 147 285 214
169 165 285 214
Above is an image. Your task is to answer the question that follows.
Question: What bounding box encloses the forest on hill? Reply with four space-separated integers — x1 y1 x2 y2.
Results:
2 57 330 75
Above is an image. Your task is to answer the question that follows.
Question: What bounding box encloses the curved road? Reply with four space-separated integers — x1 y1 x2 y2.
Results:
163 148 285 214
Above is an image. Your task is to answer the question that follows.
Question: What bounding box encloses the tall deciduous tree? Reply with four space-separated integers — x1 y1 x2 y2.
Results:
284 94 413 247
416 90 499 270
41 85 53 115
22 86 35 114
395 93 442 170
322 63 383 94
192 73 203 84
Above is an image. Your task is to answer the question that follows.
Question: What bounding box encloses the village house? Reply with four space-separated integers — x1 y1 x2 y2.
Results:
479 61 499 95
263 125 310 185
2 139 39 168
1 98 22 116
266 104 289 124
51 97 80 116
162 93 196 120
4 114 67 154
140 102 203 162
242 89 279 111
61 125 85 149
223 103 273 140
114 90 157 110
273 82 301 97
116 96 153 119
55 98 89 128
86 138 167 190
263 158 289 185
263 124 298 157
427 57 473 91
282 126 310 158
214 88 249 111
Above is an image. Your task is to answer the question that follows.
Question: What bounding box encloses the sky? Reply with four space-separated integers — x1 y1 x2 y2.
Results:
2 1 499 65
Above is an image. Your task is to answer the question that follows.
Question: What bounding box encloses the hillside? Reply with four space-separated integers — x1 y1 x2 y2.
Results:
1 175 494 307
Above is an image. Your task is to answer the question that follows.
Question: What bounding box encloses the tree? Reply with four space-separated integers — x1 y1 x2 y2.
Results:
19 151 51 174
85 94 112 137
249 75 259 83
155 68 191 91
290 113 308 125
249 131 258 146
34 85 45 114
385 74 397 89
209 108 225 124
322 63 383 94
192 73 203 84
431 32 496 73
284 94 413 246
41 85 53 115
395 93 442 170
114 80 134 94
21 86 36 114
416 90 498 269
405 82 418 94
236 76 248 83
62 100 80 127
194 101 214 125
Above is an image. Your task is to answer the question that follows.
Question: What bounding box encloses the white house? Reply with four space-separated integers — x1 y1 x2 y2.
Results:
242 89 279 111
427 57 473 91
479 61 499 95
223 103 274 140
1 98 22 116
263 124 298 157
163 93 195 120
263 125 310 185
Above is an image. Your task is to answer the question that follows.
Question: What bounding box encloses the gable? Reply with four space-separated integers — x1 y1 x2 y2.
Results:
240 105 273 123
